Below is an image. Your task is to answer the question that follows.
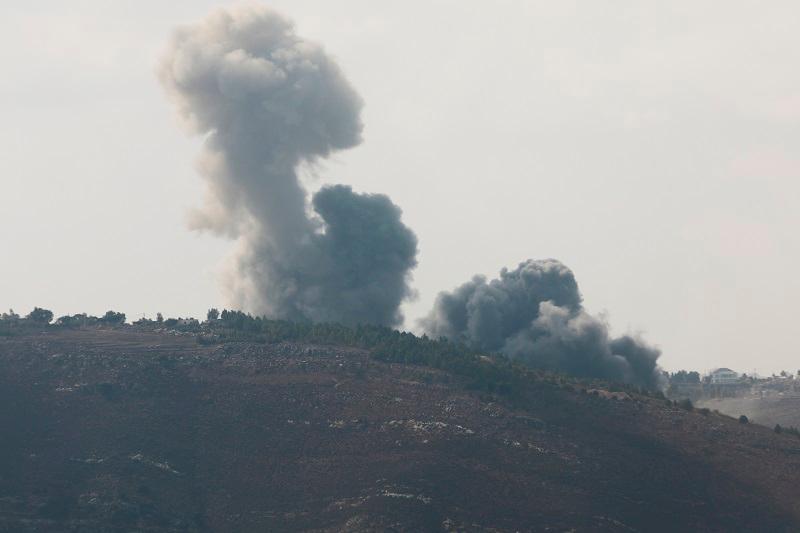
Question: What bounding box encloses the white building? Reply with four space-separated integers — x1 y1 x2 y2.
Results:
708 367 739 385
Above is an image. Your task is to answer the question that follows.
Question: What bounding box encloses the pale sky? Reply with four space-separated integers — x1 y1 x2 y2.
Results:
2 1 799 375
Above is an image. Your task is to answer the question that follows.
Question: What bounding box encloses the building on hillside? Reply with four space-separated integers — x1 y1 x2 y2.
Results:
708 368 739 385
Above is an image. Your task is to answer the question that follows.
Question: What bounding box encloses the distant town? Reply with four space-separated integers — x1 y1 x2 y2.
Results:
667 367 800 401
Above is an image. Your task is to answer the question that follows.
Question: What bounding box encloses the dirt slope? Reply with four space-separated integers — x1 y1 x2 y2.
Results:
1 328 800 532
698 396 800 430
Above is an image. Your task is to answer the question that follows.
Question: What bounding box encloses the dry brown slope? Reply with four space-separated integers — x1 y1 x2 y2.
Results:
1 328 800 532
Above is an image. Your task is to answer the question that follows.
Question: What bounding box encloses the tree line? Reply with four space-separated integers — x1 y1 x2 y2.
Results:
1 306 663 398
0 308 126 335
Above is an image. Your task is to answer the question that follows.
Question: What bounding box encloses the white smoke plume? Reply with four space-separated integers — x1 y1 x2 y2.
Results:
159 5 417 326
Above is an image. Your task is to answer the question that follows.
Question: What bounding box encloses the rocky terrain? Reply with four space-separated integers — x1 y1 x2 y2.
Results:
2 327 800 532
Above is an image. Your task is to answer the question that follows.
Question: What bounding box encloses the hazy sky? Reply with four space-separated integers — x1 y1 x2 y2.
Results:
2 1 799 375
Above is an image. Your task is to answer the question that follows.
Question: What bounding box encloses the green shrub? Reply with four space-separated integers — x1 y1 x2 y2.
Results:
56 313 100 328
26 307 54 324
100 310 126 325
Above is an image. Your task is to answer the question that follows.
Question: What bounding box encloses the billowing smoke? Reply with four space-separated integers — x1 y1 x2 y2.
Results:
422 259 662 388
159 5 417 326
159 6 662 386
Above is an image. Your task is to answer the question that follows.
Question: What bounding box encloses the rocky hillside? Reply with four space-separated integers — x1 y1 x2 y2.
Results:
2 327 800 532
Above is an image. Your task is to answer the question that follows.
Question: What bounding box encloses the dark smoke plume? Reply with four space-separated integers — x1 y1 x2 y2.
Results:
159 5 417 326
422 259 662 388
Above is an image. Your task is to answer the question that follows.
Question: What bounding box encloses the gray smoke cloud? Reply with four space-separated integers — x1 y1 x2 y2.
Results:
159 6 662 384
159 5 417 326
422 259 662 388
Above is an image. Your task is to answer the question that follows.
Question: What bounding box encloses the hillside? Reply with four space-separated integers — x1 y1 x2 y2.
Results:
2 326 800 532
698 396 800 431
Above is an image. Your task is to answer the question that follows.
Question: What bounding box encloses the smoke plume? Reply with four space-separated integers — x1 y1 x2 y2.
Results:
159 5 417 326
159 6 662 387
422 259 662 388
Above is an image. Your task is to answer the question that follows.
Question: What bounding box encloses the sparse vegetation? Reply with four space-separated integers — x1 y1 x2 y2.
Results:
670 370 701 383
56 313 98 328
205 310 526 395
0 309 19 322
2 322 800 532
26 307 54 324
101 311 126 325
1 307 57 334
0 305 670 397
0 310 18 336
0 305 669 397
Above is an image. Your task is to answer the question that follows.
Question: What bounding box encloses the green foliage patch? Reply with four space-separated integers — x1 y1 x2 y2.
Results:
207 310 527 395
